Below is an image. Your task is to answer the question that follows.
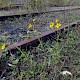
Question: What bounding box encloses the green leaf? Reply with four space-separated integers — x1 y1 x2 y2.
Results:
40 78 48 80
12 59 19 64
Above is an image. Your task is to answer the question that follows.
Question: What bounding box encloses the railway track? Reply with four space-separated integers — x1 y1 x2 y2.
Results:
0 6 80 18
0 20 80 54
0 6 80 54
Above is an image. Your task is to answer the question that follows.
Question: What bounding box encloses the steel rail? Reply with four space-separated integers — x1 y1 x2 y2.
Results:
0 20 80 54
0 6 80 20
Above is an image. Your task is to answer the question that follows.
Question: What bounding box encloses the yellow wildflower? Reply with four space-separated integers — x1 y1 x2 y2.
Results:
0 43 5 50
49 22 54 28
28 24 33 28
33 18 36 22
55 19 59 23
55 23 61 29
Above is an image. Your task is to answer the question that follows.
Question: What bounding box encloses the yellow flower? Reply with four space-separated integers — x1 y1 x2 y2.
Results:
28 24 33 28
55 23 61 29
33 18 36 22
55 19 59 23
49 22 54 28
0 43 5 50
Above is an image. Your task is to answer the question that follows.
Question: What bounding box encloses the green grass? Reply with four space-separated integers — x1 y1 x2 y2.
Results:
0 0 80 10
0 0 12 7
0 25 80 80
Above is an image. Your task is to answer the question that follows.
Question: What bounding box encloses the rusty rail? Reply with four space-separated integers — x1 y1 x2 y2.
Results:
0 20 80 54
0 6 80 20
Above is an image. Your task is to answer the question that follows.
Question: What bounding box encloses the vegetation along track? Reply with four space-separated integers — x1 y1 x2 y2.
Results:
0 21 80 80
0 7 80 53
0 6 80 80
